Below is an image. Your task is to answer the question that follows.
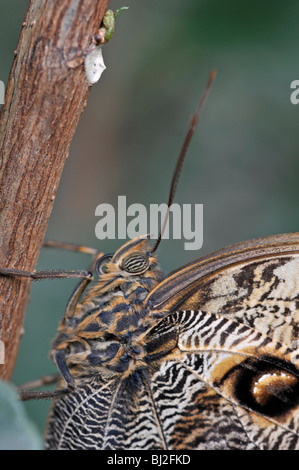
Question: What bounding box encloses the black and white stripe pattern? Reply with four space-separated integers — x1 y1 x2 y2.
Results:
45 307 299 449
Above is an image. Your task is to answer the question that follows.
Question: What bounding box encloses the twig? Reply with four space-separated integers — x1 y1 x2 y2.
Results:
0 0 110 380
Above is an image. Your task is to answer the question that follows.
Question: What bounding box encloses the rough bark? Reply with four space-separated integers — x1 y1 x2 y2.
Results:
0 0 110 380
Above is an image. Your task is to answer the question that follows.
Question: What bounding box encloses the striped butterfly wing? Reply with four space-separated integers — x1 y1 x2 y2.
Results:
143 233 299 449
45 378 167 450
46 313 299 450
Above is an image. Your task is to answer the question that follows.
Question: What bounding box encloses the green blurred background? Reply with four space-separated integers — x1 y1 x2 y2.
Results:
0 0 298 441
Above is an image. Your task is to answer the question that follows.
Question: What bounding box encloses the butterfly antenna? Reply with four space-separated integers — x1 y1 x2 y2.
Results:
152 69 217 253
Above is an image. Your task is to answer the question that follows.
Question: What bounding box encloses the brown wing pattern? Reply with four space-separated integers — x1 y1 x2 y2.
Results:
145 310 299 449
147 233 299 311
143 234 299 449
147 235 299 346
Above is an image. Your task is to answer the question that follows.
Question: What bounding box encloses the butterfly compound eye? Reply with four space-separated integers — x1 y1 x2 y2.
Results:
121 253 149 275
95 254 113 275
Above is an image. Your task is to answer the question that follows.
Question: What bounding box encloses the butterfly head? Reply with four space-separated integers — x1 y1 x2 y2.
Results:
95 234 164 283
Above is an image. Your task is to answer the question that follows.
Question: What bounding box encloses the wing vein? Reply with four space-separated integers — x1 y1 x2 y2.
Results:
141 370 168 450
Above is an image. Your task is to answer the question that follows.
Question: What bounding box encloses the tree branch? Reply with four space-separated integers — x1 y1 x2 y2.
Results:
0 0 110 380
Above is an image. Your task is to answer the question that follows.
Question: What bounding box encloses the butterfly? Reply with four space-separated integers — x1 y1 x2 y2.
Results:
43 232 299 450
3 71 299 450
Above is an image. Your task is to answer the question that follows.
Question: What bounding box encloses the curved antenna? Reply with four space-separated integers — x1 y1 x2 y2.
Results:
152 70 217 253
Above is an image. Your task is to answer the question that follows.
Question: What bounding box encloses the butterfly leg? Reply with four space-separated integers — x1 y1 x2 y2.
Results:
18 350 76 401
0 266 93 281
16 315 83 401
19 348 81 401
43 239 99 257
0 237 103 280
0 251 99 400
53 350 75 389
17 373 70 401
19 387 71 401
43 239 103 277
18 373 59 391
0 244 103 402
1 243 103 400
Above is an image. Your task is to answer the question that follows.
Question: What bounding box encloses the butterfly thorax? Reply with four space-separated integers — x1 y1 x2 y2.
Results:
50 237 166 383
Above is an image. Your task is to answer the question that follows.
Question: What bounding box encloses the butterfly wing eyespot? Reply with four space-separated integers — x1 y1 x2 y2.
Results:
95 254 113 275
121 252 150 275
220 356 299 418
